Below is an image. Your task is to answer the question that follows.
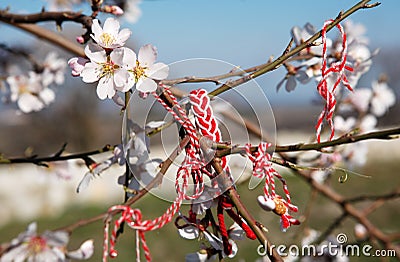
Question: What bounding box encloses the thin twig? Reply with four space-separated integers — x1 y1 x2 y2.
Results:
0 144 114 165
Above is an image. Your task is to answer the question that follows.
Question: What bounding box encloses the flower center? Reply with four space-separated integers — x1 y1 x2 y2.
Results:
99 60 119 79
28 236 47 255
133 60 147 82
99 33 116 47
18 83 29 95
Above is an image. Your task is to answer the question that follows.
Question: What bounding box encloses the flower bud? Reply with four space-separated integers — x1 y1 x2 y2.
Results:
354 223 368 241
76 36 85 44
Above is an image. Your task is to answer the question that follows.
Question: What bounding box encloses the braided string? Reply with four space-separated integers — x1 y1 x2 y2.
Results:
316 20 353 142
189 89 230 174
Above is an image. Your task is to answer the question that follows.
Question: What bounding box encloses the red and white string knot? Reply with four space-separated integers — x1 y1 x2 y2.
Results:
152 86 205 200
316 19 353 142
245 142 299 231
189 89 230 174
103 205 151 262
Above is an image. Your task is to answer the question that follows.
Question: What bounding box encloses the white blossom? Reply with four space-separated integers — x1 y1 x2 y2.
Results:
334 116 356 134
68 57 88 77
359 114 377 132
122 44 169 93
346 88 373 113
80 44 132 99
42 52 67 86
0 222 93 262
6 72 55 113
370 81 396 116
343 20 369 45
91 18 131 49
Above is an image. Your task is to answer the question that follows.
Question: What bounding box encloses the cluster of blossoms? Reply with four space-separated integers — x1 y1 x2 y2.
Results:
284 20 396 183
69 17 169 104
278 20 375 94
76 119 164 194
2 52 66 113
0 222 93 261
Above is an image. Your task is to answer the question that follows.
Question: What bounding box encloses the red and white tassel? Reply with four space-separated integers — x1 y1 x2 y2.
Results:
246 142 299 231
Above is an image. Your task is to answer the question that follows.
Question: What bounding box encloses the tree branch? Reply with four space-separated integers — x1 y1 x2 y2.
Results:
208 0 380 97
0 9 92 28
0 144 114 165
216 127 400 157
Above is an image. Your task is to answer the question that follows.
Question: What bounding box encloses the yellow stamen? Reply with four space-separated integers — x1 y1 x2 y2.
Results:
28 236 46 255
99 33 116 47
133 60 147 82
98 61 119 79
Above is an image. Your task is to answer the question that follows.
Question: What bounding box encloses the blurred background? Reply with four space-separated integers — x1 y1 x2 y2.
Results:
0 0 399 261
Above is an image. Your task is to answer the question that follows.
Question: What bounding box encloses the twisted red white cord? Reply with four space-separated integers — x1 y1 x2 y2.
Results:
245 142 299 231
316 20 353 142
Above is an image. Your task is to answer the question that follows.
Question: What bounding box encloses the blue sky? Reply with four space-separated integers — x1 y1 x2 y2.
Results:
1 0 399 106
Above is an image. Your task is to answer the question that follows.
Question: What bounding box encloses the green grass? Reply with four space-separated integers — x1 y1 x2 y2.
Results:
1 160 399 261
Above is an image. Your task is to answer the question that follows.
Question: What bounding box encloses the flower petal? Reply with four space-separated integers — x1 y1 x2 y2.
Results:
118 28 132 45
114 69 133 91
147 62 169 80
110 48 124 67
76 172 94 193
103 17 120 35
96 76 115 99
43 230 69 247
178 226 199 240
285 75 297 92
67 239 94 260
138 44 157 67
112 94 125 107
145 121 166 129
136 77 157 93
68 57 88 76
39 88 55 105
81 63 100 83
18 93 43 113
117 47 136 70
85 44 106 63
91 19 103 42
